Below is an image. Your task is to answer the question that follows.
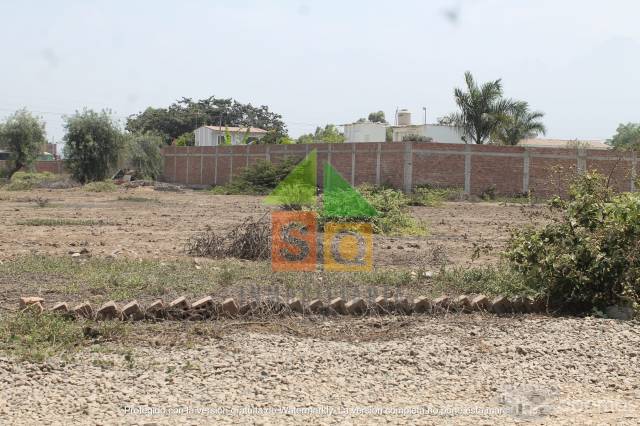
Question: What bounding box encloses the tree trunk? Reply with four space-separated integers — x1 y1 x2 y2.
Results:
7 162 23 179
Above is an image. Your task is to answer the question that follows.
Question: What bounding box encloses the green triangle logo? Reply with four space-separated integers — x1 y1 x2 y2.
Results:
264 149 317 207
322 163 377 218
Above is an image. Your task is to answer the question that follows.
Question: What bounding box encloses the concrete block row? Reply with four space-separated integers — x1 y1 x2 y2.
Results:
18 294 547 321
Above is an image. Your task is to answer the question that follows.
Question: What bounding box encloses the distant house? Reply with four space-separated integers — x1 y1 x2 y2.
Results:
194 125 268 146
342 122 387 143
391 124 464 144
518 138 610 150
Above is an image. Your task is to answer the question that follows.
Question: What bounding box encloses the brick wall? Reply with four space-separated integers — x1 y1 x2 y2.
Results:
161 142 634 197
0 160 65 175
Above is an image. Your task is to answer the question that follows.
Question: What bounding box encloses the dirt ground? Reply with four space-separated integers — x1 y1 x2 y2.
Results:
0 187 550 268
5 187 637 426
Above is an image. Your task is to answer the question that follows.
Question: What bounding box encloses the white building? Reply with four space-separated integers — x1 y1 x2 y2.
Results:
342 122 387 143
389 109 465 143
194 125 268 146
391 124 464 143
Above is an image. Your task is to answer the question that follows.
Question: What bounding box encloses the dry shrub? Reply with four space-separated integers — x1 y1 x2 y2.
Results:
186 214 270 260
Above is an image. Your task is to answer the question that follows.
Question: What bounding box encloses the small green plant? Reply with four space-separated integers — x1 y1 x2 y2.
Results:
432 264 531 297
84 181 117 192
505 172 640 314
0 313 81 362
409 185 465 206
0 312 127 362
210 158 298 195
319 184 427 236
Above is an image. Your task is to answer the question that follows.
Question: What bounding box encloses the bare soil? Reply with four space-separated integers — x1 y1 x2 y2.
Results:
0 187 550 268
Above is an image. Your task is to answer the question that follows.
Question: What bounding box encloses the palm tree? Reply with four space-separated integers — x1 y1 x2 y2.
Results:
493 101 546 146
446 71 515 144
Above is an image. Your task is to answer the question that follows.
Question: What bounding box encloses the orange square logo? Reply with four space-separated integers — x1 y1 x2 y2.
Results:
271 211 317 272
323 222 373 272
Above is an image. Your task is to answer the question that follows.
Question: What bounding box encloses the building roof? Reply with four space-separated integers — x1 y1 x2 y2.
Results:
518 138 610 150
202 125 268 133
341 121 388 126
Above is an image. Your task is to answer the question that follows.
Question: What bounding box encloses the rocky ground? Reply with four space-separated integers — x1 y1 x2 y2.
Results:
1 314 639 425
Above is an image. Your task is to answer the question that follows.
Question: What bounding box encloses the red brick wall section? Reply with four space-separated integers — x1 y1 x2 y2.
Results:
0 160 65 175
160 143 637 197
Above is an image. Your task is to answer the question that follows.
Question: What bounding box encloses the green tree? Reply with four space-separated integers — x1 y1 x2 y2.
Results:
124 132 164 180
258 129 291 145
126 96 287 144
174 132 194 146
63 109 124 183
296 124 345 144
446 71 515 144
385 127 393 142
608 123 640 149
367 111 387 123
0 109 46 177
492 101 546 146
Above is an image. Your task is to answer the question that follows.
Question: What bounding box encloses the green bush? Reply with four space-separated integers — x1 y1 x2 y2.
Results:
505 172 640 314
409 184 465 206
210 159 298 195
4 171 56 191
320 184 427 236
124 133 164 180
84 181 117 192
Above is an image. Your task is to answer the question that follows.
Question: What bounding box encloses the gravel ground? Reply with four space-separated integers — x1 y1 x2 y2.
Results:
1 314 639 425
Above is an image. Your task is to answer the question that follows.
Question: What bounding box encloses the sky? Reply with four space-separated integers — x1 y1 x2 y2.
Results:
1 0 639 145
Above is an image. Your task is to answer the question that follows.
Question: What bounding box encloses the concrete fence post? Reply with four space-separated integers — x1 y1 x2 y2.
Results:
351 144 356 186
577 148 587 174
173 151 177 184
375 143 381 186
214 146 218 185
265 145 271 162
403 142 413 193
464 144 471 195
186 149 190 185
522 149 531 194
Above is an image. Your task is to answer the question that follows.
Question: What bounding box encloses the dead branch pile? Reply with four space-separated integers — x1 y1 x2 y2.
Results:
186 214 270 260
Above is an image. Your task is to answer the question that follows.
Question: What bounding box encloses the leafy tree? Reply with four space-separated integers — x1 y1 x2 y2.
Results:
63 109 124 183
608 123 640 149
492 101 546 146
174 132 194 146
124 133 164 180
385 127 393 142
368 111 387 124
0 109 46 177
446 71 515 144
296 124 345 144
126 96 287 144
258 129 291 145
